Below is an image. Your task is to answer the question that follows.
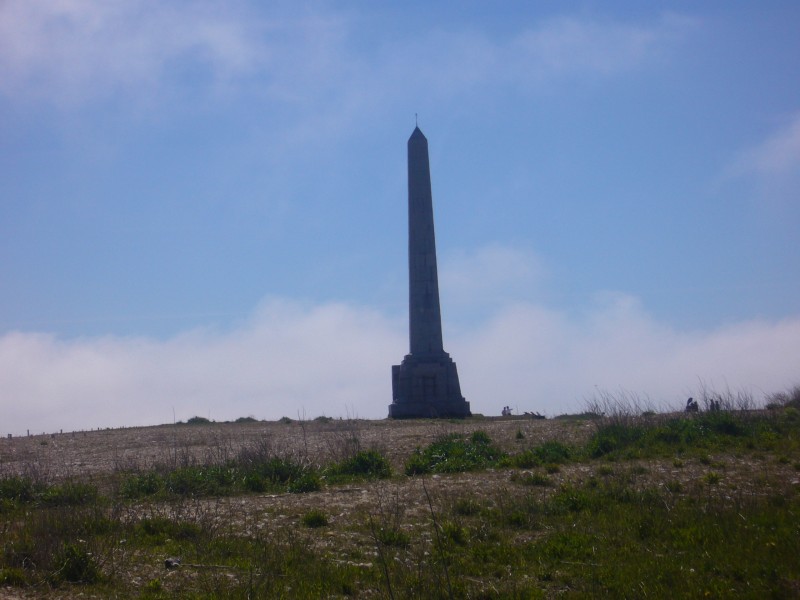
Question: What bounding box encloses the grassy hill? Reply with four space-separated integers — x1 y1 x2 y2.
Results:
1 388 799 598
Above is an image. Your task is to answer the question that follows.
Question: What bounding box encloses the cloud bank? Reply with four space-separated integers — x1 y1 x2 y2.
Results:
2 246 798 436
0 0 267 105
0 2 692 111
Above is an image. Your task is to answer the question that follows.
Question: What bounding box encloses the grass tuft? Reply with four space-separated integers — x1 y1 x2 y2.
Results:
301 509 329 528
404 431 504 475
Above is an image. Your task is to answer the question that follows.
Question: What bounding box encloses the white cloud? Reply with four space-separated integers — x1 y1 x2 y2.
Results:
718 111 800 206
0 0 268 104
0 3 692 113
454 293 800 416
0 299 404 435
2 251 798 435
737 112 800 176
508 14 693 81
370 13 693 105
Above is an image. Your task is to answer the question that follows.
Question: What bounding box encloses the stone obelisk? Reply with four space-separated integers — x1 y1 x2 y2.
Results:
389 126 470 418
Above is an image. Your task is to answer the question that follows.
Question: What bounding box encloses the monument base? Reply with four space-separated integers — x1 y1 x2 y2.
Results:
389 353 471 419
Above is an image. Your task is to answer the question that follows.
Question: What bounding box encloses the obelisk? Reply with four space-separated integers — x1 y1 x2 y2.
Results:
389 126 470 418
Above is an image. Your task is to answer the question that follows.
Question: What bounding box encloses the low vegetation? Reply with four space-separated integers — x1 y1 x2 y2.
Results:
1 385 798 597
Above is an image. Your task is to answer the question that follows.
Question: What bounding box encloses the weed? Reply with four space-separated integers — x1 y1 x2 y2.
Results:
766 384 800 409
288 472 322 493
0 476 38 508
405 431 504 475
164 464 236 496
144 577 163 592
502 440 573 469
665 480 683 493
452 498 482 517
374 525 410 548
136 517 203 543
41 481 99 507
441 520 468 545
120 472 162 498
302 509 329 528
511 471 552 487
328 449 392 480
51 542 102 583
0 567 26 586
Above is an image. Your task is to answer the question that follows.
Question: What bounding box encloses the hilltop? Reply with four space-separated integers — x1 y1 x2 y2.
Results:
1 402 798 598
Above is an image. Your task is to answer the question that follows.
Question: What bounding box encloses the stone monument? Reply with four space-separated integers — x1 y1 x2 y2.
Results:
389 126 470 418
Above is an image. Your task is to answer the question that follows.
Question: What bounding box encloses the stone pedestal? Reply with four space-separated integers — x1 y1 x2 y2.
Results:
390 353 469 418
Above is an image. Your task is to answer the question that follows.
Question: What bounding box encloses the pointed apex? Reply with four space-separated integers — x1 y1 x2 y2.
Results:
409 126 426 141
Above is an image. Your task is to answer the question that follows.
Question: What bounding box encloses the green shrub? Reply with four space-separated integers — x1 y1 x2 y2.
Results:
288 472 322 493
247 456 306 485
243 473 268 492
471 430 492 445
163 465 237 497
587 423 647 457
585 410 788 459
186 416 212 425
0 476 37 506
136 517 203 543
302 509 329 528
512 472 552 487
452 498 482 516
441 521 468 545
374 527 410 548
41 482 99 507
329 450 391 479
120 472 163 499
0 567 27 586
405 432 505 475
51 543 101 584
143 578 163 593
766 385 800 409
503 441 573 469
665 480 683 493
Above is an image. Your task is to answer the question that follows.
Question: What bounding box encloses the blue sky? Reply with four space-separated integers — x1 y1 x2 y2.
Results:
1 1 799 434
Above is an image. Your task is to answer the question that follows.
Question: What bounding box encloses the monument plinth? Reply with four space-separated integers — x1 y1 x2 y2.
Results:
390 127 470 419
